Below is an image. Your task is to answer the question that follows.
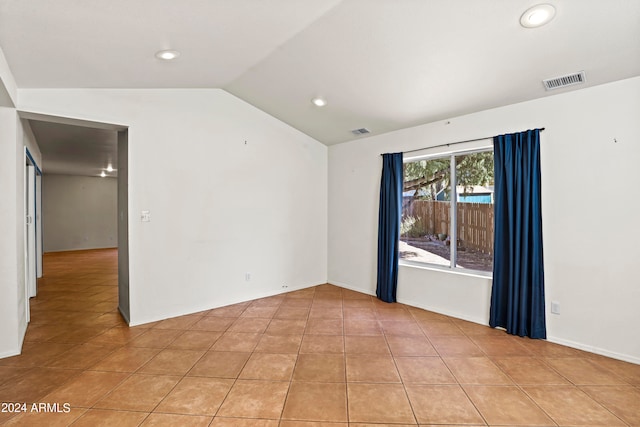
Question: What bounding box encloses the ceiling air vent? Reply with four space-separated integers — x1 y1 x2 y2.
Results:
351 128 370 135
543 71 586 91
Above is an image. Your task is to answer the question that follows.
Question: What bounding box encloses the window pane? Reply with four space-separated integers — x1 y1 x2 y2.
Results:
454 152 494 272
400 157 451 267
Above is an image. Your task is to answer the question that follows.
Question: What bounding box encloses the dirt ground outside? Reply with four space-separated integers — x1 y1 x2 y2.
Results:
400 237 493 272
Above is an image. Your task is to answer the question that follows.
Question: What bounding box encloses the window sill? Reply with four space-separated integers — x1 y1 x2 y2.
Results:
399 259 493 279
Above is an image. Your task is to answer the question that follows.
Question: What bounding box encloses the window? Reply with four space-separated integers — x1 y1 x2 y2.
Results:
400 149 494 274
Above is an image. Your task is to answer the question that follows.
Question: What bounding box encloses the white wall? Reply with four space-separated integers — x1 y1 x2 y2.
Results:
18 89 328 326
0 46 16 107
329 76 640 363
0 107 42 357
42 175 117 252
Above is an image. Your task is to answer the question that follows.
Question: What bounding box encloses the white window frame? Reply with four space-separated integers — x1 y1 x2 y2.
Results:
400 146 494 278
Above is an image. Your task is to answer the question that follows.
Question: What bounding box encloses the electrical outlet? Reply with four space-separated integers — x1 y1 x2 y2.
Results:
245 273 251 281
551 301 560 314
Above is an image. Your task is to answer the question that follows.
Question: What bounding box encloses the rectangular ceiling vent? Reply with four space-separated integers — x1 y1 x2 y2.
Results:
543 71 586 91
351 128 370 135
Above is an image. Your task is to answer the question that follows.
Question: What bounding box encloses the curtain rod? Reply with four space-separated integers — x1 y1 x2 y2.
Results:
382 128 545 156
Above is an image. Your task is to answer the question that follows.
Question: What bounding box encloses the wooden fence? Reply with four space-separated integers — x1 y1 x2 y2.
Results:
403 200 494 254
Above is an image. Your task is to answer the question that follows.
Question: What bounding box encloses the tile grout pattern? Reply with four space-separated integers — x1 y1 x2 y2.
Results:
0 248 639 426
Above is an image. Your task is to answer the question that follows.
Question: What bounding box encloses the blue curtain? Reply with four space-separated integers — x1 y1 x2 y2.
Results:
490 129 546 338
376 153 403 303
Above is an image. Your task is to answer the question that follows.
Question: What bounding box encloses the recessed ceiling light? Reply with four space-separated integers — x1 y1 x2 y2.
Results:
311 97 327 107
520 4 556 28
155 49 180 60
100 171 106 178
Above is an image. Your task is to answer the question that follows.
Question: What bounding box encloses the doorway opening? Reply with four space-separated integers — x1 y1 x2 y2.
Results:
19 111 130 324
24 147 41 323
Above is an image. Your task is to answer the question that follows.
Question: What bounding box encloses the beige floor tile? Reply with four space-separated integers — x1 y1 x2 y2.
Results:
126 328 182 348
299 334 344 354
405 384 484 424
205 305 246 317
188 351 251 378
275 306 310 319
343 319 383 336
429 336 484 357
152 314 203 330
210 332 261 352
254 334 303 353
141 413 212 426
444 356 513 385
42 370 128 407
293 353 345 382
239 352 297 381
45 343 114 369
343 307 376 320
265 319 307 335
240 306 279 318
90 346 161 372
2 407 87 426
217 379 289 419
305 318 343 335
545 358 629 385
385 335 437 356
309 306 343 319
581 385 640 425
168 330 222 350
395 356 457 384
210 417 279 427
0 342 77 368
375 308 414 322
588 355 640 386
347 383 415 424
0 367 79 402
346 354 400 383
417 320 464 336
464 385 555 426
344 335 390 354
227 317 271 333
154 376 234 415
8 250 638 427
282 382 348 422
493 356 571 385
190 316 236 332
523 385 627 426
470 335 533 357
71 409 149 427
94 374 180 411
380 320 424 336
85 327 146 346
137 348 205 375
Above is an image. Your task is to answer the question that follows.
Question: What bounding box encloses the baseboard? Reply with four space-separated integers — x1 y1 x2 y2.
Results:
0 348 21 359
118 305 131 325
128 281 325 327
547 335 640 365
395 297 489 326
328 282 640 364
328 280 488 326
328 280 376 297
44 247 117 254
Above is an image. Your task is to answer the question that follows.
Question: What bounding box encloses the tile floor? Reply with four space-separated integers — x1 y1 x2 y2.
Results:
0 248 639 426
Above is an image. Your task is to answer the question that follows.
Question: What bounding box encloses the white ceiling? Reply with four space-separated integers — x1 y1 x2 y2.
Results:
28 120 118 176
2 0 640 172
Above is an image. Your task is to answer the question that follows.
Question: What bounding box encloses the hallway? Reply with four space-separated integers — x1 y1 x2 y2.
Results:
0 249 639 426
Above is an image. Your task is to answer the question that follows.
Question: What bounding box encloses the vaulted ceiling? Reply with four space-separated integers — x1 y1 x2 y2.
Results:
1 0 639 174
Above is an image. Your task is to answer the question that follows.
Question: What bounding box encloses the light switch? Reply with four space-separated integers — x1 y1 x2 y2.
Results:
141 210 151 222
